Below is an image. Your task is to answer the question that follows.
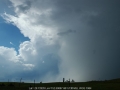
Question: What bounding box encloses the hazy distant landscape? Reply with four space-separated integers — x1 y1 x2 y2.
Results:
0 78 120 90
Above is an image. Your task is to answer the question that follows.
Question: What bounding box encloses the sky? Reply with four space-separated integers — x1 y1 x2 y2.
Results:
0 0 120 83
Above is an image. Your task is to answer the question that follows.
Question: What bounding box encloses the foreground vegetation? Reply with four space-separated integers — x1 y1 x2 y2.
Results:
0 78 120 90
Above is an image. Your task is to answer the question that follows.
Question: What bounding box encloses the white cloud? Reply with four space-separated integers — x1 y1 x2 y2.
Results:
0 46 18 62
1 0 90 82
23 63 35 70
0 46 23 78
10 42 14 46
10 42 13 44
9 0 26 7
18 41 37 61
2 0 115 82
2 12 58 45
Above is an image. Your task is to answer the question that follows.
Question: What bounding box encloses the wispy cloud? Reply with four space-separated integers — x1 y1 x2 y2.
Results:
10 42 14 45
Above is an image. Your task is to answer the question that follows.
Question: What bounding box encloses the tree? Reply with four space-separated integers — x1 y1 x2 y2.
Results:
71 79 75 82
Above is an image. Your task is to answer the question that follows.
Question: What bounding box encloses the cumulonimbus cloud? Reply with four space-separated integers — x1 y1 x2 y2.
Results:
1 0 120 82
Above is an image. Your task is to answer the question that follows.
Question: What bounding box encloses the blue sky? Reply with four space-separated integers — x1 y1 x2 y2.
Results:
0 0 29 51
0 0 120 83
0 20 29 51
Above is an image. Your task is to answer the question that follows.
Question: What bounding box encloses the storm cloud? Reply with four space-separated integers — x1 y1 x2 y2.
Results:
1 0 120 82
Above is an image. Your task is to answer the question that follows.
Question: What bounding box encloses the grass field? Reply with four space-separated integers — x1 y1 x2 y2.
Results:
0 78 120 90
